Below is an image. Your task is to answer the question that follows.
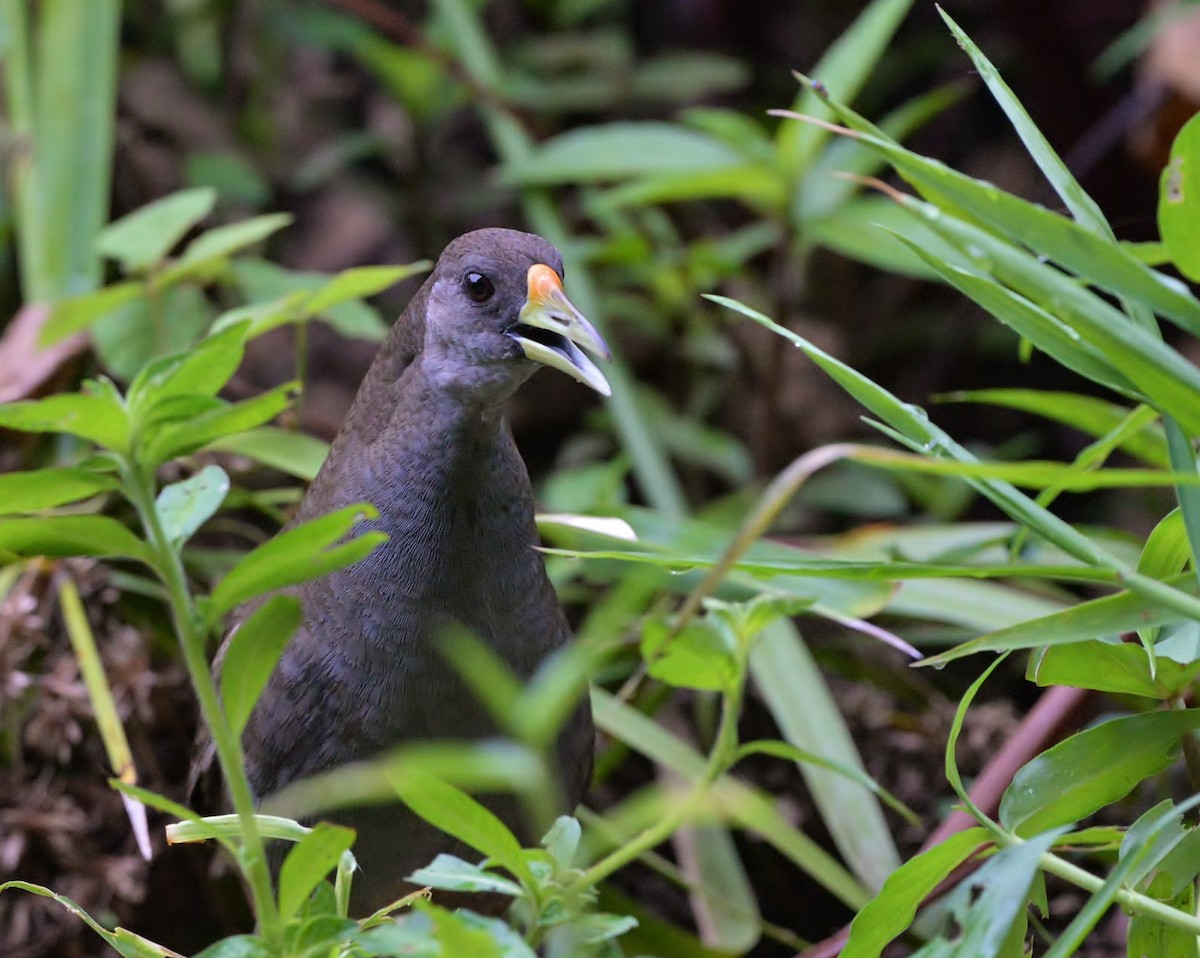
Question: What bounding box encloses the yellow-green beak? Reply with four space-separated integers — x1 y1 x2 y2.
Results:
509 264 612 396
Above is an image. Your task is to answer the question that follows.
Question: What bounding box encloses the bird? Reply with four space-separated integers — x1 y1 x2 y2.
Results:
200 228 608 915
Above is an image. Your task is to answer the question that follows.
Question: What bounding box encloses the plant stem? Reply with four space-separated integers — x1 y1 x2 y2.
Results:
121 459 281 943
1035 846 1200 937
571 673 745 893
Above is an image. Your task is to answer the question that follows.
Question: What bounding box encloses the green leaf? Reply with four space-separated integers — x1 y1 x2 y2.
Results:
95 187 216 273
777 0 914 174
750 619 901 891
40 280 144 344
592 688 870 910
0 391 130 451
92 282 214 382
13 0 120 302
128 324 248 414
937 8 1109 233
193 934 274 958
1000 710 1200 836
142 382 296 467
683 825 761 952
1027 640 1200 700
842 828 989 958
219 595 302 739
407 854 523 896
160 212 293 284
302 263 428 317
386 771 532 887
921 573 1199 666
0 881 175 958
155 465 229 548
0 468 117 515
206 504 383 623
541 816 580 871
944 390 1167 468
1127 873 1198 958
641 617 735 691
1141 509 1192 582
278 821 356 922
806 195 956 279
0 515 151 564
937 828 1065 958
501 122 744 184
1121 800 1200 898
227 258 412 342
896 241 1138 397
205 426 329 481
598 164 786 212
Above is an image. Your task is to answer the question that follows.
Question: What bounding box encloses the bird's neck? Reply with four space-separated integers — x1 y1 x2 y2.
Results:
299 368 539 574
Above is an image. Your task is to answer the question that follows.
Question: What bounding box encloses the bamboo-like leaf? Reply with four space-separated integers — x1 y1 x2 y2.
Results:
920 572 1197 666
944 390 1167 467
592 688 870 910
841 828 990 958
776 0 914 174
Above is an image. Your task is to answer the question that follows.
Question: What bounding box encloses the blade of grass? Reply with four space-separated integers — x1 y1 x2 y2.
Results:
751 619 901 891
58 576 150 860
710 295 1200 627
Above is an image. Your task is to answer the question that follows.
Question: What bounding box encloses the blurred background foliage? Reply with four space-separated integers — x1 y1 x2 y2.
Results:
4 0 1200 956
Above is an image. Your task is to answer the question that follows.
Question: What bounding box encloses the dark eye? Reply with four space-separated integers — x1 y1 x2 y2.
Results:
463 271 495 303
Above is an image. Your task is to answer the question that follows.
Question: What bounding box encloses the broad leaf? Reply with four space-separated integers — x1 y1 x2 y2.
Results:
95 187 216 273
0 392 130 451
156 465 229 548
1159 111 1200 281
999 710 1200 836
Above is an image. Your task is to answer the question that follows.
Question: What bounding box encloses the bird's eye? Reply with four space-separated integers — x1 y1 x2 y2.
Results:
463 271 495 303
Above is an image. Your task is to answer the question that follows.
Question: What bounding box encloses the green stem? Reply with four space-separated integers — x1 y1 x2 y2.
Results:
571 674 745 893
1035 846 1200 938
121 460 281 943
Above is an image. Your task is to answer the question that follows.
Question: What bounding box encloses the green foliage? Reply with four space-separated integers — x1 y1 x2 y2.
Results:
11 2 1200 957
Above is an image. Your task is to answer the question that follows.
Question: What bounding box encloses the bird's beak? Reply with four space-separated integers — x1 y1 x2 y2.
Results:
509 264 612 396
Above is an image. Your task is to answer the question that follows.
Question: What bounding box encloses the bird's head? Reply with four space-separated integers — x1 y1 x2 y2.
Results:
420 228 611 402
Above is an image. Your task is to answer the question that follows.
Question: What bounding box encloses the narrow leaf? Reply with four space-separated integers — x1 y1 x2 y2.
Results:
0 467 117 515
386 770 531 887
219 595 302 739
842 828 990 958
0 515 151 564
207 504 383 622
278 822 356 922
